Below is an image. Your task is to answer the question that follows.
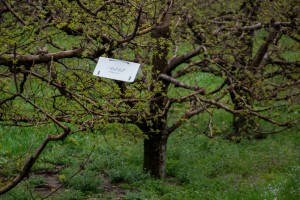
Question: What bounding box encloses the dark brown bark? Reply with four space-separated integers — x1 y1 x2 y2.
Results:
228 0 259 139
229 29 281 139
141 123 168 178
0 48 84 65
230 91 255 138
141 3 172 178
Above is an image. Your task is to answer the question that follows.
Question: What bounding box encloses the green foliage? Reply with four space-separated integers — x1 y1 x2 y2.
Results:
163 130 300 199
26 176 47 186
0 126 45 176
0 122 299 199
276 166 300 200
48 189 85 200
0 182 39 200
61 168 103 194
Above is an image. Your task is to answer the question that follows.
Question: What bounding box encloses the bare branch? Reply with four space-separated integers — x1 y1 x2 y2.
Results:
0 48 84 65
118 7 143 43
208 79 228 95
167 106 208 135
167 46 203 73
269 60 300 68
158 74 205 94
0 0 26 25
0 128 71 195
169 90 206 104
19 94 69 131
252 29 281 68
0 94 19 106
221 22 292 32
75 0 96 16
20 69 98 107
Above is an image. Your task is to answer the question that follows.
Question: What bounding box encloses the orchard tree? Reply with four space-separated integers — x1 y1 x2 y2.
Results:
0 0 299 194
185 0 300 138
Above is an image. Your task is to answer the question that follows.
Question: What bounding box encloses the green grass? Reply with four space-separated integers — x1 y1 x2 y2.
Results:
0 122 299 199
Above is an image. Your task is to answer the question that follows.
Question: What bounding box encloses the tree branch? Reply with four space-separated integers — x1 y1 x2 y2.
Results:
0 94 19 106
75 0 124 16
19 94 69 130
75 0 96 16
20 69 99 108
118 7 143 43
0 48 84 65
0 128 71 195
269 60 300 68
167 46 203 73
158 74 205 94
252 29 280 68
0 93 71 194
1 0 26 25
221 22 292 32
167 105 208 135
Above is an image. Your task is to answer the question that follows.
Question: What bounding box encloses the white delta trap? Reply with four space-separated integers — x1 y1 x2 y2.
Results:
93 57 141 82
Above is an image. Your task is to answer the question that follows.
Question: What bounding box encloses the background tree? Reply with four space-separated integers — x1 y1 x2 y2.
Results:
0 0 299 194
185 0 299 138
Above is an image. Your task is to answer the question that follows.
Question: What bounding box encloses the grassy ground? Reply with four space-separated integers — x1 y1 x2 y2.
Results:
0 122 299 199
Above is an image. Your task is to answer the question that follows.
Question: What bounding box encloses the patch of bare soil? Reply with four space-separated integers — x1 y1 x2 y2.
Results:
33 165 64 198
32 166 129 199
100 173 129 200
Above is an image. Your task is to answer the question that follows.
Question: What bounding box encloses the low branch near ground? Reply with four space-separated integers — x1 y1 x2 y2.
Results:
0 92 73 194
0 128 71 195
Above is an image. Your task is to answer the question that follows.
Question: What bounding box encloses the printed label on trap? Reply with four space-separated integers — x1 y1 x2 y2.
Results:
93 57 140 82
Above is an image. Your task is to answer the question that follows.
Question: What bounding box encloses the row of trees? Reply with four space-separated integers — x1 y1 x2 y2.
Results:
0 0 299 194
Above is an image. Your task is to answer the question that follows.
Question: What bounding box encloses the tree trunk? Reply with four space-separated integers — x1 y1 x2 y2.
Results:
140 3 172 178
228 0 260 139
143 131 168 178
229 90 255 139
232 112 255 138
